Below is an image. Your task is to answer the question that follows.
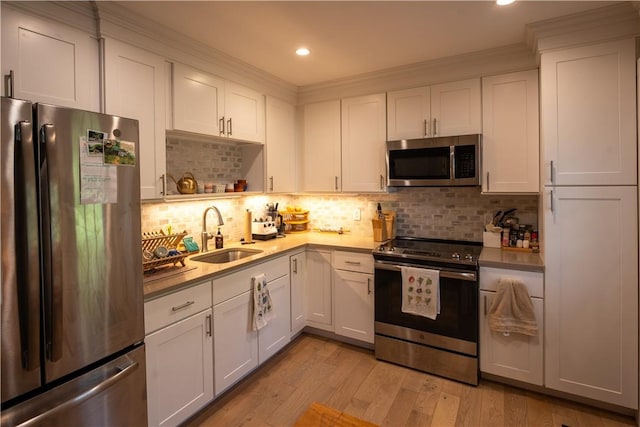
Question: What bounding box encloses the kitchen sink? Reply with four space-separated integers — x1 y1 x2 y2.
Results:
191 248 263 264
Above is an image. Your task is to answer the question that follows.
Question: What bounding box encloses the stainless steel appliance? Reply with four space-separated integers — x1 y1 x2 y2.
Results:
1 97 147 425
386 134 481 187
373 237 482 385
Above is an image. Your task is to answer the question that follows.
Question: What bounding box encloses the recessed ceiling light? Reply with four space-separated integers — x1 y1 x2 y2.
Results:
496 0 515 5
296 47 310 56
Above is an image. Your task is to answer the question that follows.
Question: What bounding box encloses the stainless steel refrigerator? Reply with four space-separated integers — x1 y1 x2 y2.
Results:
1 97 147 426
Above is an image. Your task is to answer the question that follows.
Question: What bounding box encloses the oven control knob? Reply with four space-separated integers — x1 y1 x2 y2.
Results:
451 252 460 260
464 254 474 261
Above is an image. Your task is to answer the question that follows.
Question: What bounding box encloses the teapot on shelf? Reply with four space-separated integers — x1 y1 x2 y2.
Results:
167 172 198 194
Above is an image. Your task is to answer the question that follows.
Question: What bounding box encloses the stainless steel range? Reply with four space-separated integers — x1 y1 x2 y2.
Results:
373 237 482 385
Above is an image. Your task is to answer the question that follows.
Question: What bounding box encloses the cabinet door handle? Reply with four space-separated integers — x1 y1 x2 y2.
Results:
550 160 555 185
433 118 437 136
160 174 166 196
335 176 339 190
171 300 195 312
367 278 372 295
227 118 232 136
4 69 14 98
486 171 490 192
380 174 384 190
206 314 212 337
424 119 429 137
293 258 298 274
269 176 274 191
219 116 225 136
550 190 554 213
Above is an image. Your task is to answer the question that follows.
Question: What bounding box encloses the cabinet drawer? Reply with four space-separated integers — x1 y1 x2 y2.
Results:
333 251 374 274
145 281 212 334
213 255 289 305
480 267 543 298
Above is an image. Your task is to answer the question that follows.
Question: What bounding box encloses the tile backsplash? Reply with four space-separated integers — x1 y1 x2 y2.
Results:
141 187 537 245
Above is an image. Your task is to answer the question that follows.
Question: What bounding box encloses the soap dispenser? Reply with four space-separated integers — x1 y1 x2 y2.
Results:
215 228 224 249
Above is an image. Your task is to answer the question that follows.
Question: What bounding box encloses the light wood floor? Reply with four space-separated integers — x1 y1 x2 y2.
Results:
184 334 637 427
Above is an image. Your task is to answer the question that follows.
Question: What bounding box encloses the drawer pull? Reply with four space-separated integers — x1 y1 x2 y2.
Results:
171 300 195 312
345 261 362 266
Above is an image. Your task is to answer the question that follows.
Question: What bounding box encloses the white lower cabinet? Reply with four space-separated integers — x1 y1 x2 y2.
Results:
212 255 290 395
479 267 544 386
290 251 306 335
333 251 375 344
305 250 333 330
144 282 213 427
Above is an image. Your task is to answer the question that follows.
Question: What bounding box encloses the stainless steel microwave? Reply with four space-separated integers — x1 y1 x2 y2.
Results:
386 134 482 187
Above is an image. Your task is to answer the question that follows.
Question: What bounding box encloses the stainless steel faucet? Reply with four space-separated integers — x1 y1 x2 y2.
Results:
201 205 224 252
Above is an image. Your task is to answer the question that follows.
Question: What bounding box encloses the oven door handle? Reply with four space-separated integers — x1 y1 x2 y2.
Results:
374 261 477 282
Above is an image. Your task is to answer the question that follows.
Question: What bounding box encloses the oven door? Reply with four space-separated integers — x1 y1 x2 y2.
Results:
374 261 478 355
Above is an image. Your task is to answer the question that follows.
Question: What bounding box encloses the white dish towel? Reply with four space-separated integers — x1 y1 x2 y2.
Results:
401 266 440 320
252 273 275 331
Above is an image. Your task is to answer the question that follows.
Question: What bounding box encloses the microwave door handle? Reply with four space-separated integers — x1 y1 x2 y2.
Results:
450 146 455 181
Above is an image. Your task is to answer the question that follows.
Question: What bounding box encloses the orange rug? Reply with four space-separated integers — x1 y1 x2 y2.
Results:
294 402 379 427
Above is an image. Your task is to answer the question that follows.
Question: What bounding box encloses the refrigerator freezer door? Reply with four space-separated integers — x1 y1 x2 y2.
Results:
0 345 148 427
1 97 42 403
36 104 145 382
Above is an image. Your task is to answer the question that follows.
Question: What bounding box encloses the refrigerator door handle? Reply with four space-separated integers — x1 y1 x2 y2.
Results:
40 123 63 362
15 358 139 426
15 120 40 371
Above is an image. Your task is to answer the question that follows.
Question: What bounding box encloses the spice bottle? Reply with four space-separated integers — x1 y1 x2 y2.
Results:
215 228 224 249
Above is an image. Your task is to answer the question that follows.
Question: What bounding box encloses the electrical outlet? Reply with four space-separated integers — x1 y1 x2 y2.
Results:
354 208 361 221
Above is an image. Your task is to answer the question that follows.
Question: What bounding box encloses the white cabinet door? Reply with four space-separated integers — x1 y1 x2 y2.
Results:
544 186 638 408
266 96 296 193
482 70 539 193
290 251 306 335
172 62 224 136
146 309 213 427
213 290 258 396
541 38 636 186
224 81 265 143
479 291 543 386
334 270 374 344
257 275 291 364
430 78 481 137
341 93 387 192
386 86 430 140
305 250 333 330
302 100 341 192
1 5 99 111
104 38 166 200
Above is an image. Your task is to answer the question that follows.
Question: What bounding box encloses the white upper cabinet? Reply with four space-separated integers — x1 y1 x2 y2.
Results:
541 38 637 186
266 96 296 193
172 62 225 136
1 5 99 111
387 78 481 140
482 70 540 193
387 86 431 140
172 62 265 143
302 100 342 192
341 93 387 192
103 38 166 200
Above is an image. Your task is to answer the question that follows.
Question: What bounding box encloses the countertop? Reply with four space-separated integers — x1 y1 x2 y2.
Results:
478 247 544 272
143 232 377 299
143 234 545 299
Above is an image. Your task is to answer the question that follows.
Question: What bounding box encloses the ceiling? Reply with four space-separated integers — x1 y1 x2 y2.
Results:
112 1 619 87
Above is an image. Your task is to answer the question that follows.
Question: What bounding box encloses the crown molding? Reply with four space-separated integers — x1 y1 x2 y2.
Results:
3 1 97 36
297 43 537 105
526 1 640 53
94 2 297 104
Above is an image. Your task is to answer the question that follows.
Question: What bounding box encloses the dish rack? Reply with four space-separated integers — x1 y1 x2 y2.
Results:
142 232 188 272
281 210 310 233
